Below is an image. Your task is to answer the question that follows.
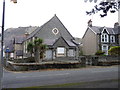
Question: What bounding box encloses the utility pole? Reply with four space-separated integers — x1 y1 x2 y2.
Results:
0 0 17 89
0 0 5 89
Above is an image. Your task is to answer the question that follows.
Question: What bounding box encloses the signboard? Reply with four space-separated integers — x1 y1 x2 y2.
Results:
6 48 10 53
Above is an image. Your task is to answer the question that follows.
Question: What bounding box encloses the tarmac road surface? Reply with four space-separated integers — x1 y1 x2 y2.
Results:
2 65 119 88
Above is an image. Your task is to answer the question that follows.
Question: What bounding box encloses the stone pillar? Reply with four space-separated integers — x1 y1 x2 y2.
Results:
75 46 79 60
81 56 86 67
66 48 68 58
92 56 99 66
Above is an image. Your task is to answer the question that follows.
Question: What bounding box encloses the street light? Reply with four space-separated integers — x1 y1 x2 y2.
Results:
0 0 17 89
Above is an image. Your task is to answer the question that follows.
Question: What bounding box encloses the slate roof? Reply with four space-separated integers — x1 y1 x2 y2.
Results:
4 40 14 53
66 40 76 47
113 26 120 34
43 37 77 47
26 14 74 41
4 36 26 53
4 26 38 45
43 39 56 46
14 36 26 44
90 26 119 35
53 37 76 47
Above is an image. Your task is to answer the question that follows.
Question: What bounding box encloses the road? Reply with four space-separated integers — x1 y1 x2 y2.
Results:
2 65 119 88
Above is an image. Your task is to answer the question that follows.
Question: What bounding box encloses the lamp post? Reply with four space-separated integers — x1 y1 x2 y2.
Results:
0 0 5 89
0 0 17 89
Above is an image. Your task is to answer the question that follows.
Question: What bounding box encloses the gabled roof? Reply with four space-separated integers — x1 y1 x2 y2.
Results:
26 14 74 41
53 37 76 47
83 25 119 39
43 36 77 47
90 26 101 34
89 26 117 35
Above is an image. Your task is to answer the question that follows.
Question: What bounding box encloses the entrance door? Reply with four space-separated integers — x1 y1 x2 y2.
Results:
102 44 108 55
45 50 52 60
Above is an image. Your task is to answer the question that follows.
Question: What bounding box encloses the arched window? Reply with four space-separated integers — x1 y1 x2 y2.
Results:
110 35 115 43
101 33 109 42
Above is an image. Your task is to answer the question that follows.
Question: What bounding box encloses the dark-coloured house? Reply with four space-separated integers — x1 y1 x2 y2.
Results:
23 14 79 60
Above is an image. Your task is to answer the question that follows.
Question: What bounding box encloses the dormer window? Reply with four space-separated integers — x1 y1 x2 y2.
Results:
101 27 109 43
101 33 109 43
110 35 115 43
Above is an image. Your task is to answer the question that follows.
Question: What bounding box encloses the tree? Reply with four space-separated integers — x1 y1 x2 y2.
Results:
108 46 120 56
40 44 47 60
34 38 44 63
27 38 47 63
85 0 120 17
27 42 34 57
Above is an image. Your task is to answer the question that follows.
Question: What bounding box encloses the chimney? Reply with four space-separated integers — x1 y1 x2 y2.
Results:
88 19 92 27
24 32 29 38
114 22 119 28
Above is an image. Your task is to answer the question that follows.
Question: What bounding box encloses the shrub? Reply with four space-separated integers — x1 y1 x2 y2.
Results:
108 46 120 56
95 50 105 55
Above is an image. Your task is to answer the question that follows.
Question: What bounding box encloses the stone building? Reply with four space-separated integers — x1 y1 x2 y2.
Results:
82 20 120 55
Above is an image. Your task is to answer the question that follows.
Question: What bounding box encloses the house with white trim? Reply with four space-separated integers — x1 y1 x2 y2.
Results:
82 20 120 55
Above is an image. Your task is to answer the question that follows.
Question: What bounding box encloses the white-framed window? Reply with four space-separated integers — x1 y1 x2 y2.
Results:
102 44 108 55
110 35 115 43
101 34 109 42
57 47 66 57
52 28 59 35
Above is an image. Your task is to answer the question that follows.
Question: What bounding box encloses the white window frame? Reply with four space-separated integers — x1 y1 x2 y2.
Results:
52 28 59 35
102 44 108 55
101 33 109 43
110 35 115 43
57 47 66 57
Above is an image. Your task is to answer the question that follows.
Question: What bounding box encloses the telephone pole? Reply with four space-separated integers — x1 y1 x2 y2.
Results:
0 0 5 89
0 0 17 89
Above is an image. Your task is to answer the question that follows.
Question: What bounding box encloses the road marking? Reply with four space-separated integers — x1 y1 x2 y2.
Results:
15 73 70 78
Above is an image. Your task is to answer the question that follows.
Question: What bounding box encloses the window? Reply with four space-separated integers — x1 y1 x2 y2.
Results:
102 44 108 55
103 46 107 50
68 49 74 57
52 28 59 35
110 35 115 43
57 47 65 57
101 34 109 42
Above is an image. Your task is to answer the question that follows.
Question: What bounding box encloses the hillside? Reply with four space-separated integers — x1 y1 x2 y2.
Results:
4 26 38 46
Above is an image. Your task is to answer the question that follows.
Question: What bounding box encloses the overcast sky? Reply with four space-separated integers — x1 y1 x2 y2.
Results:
0 0 118 38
